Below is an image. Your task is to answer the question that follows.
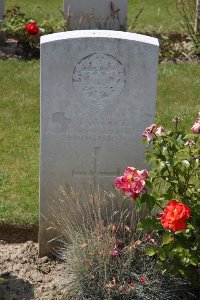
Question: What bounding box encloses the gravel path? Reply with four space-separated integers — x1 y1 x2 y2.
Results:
0 241 71 300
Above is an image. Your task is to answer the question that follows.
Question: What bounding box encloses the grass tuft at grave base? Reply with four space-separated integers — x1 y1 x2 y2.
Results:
0 60 200 227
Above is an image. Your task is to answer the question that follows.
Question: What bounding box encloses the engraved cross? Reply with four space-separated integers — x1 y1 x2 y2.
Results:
72 147 120 188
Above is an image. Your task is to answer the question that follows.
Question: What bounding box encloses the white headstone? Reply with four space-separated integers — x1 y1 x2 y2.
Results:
0 0 4 44
39 30 159 256
64 0 128 30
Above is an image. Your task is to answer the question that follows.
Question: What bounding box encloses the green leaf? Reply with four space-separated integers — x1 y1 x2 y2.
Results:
135 199 142 212
182 160 190 169
159 248 166 261
146 247 157 256
162 147 168 156
189 257 198 266
162 233 174 245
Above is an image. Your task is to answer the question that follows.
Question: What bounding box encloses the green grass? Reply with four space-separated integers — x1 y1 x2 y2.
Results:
0 60 40 224
157 64 200 129
1 1 199 225
6 0 63 22
5 0 183 33
128 0 182 33
0 61 199 225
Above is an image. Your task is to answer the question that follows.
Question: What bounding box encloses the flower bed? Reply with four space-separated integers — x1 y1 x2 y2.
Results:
59 112 200 299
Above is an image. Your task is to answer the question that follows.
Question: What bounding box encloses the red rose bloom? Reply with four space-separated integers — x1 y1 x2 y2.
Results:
161 200 190 232
25 21 40 36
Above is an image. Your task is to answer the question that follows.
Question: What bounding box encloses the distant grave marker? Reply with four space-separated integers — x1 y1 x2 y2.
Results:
64 0 128 30
39 30 159 256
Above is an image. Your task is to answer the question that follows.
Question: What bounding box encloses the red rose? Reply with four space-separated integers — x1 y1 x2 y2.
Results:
25 21 40 36
161 200 190 232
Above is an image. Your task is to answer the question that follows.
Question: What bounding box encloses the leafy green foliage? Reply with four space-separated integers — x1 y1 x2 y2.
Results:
137 115 200 283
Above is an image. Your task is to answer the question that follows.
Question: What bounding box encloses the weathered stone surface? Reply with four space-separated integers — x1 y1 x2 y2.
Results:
64 0 128 30
39 30 159 256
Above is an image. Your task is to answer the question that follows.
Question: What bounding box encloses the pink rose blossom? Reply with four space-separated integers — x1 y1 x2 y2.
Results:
110 249 120 256
146 235 155 244
155 125 165 136
115 167 149 199
191 119 200 134
143 124 165 143
139 276 146 284
137 169 149 180
143 124 157 143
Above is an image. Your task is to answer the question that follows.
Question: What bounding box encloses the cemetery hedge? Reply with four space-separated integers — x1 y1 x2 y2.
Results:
0 1 199 226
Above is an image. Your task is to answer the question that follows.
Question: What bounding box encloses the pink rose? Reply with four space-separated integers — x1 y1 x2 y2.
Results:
143 124 165 143
143 124 157 143
155 125 165 136
191 119 200 134
110 249 120 256
137 169 149 180
114 167 149 199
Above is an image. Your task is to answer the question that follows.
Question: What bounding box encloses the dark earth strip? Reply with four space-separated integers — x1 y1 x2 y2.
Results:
0 223 38 243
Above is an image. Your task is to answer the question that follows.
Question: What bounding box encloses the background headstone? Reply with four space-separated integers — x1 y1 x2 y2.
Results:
64 0 128 30
0 0 4 45
39 30 159 257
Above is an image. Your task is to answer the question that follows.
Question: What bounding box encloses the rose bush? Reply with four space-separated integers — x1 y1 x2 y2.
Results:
115 111 200 285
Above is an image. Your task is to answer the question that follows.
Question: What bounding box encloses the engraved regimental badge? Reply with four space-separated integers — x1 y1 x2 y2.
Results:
72 53 126 105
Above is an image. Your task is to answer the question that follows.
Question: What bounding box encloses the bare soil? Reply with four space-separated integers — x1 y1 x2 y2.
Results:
0 241 71 300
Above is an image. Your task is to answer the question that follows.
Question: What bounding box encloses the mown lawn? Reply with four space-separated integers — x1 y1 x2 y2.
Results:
0 1 198 225
0 60 199 225
0 60 40 224
5 0 182 33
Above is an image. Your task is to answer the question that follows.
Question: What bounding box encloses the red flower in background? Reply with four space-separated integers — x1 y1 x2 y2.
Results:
25 21 40 36
161 200 190 232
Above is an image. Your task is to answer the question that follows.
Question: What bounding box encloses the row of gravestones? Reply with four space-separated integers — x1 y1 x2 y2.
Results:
0 0 159 256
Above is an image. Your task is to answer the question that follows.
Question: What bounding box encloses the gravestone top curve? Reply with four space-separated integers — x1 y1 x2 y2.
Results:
41 30 159 46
